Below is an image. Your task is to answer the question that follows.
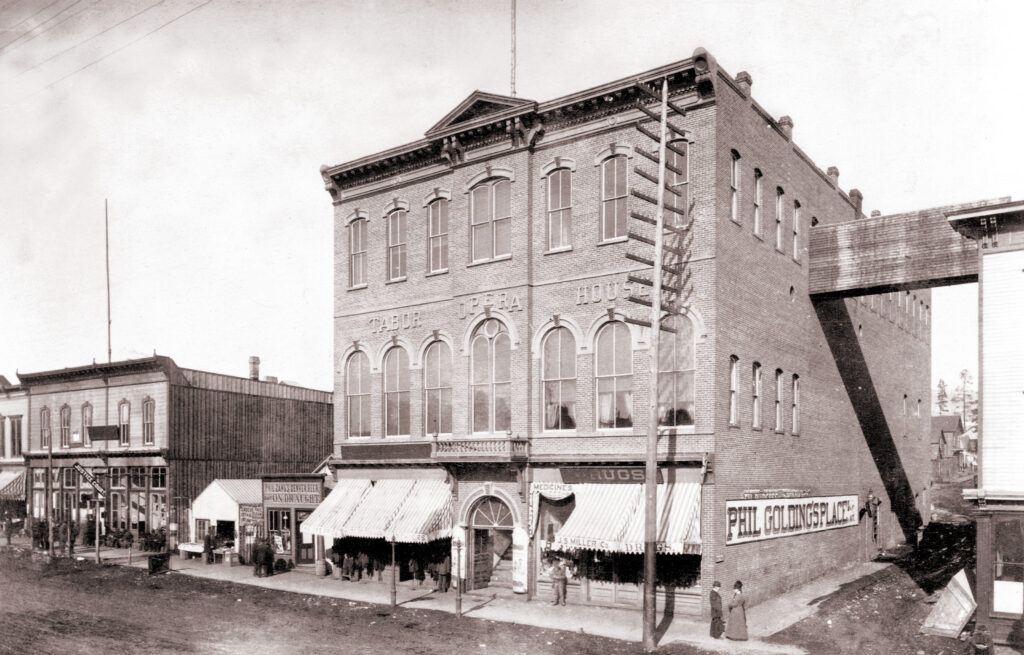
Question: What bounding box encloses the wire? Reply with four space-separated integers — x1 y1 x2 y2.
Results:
1 0 85 54
0 0 64 48
21 0 211 100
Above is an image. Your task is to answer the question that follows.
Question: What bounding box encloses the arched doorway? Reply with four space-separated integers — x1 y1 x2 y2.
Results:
468 496 514 591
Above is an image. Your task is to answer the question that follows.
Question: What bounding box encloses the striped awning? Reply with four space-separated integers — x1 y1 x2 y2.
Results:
619 483 702 555
340 479 417 540
299 478 372 539
0 470 25 501
388 480 453 543
550 484 643 552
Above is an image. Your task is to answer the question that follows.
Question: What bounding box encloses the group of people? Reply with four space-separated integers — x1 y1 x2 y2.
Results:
709 580 747 641
250 538 278 577
328 550 452 591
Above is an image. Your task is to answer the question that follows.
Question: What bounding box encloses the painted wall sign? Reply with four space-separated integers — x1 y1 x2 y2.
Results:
239 504 264 527
511 527 528 594
263 481 322 507
457 292 523 319
742 488 812 500
725 494 859 545
560 467 663 484
576 281 649 306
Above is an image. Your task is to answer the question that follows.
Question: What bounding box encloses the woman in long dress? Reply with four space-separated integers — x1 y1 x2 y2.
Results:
725 580 748 641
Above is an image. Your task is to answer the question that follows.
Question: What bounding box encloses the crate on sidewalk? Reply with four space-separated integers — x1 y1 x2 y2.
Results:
223 550 240 567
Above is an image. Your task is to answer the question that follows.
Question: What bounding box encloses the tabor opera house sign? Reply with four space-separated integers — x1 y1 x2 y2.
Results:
726 494 859 545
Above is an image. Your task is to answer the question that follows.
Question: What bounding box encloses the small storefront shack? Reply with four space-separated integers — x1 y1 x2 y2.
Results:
184 479 263 563
262 474 324 566
0 470 26 531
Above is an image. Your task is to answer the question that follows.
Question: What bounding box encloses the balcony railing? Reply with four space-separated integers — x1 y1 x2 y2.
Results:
432 436 530 462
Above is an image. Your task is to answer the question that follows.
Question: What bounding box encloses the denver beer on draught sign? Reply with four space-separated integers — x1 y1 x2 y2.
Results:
725 495 859 544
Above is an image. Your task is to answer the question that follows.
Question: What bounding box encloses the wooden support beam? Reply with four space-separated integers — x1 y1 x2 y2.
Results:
635 104 690 139
630 210 687 234
628 231 655 246
635 147 684 176
630 190 687 218
627 274 682 295
623 316 677 333
634 167 683 197
625 251 655 267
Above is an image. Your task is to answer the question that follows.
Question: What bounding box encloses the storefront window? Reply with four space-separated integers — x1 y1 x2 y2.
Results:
109 492 124 529
150 493 167 530
109 467 126 488
130 467 147 488
268 509 292 555
994 518 1024 614
151 467 167 489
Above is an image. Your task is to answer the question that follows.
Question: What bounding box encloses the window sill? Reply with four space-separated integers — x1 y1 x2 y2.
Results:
597 237 628 247
752 426 762 432
544 247 573 256
426 269 449 277
596 427 635 434
384 434 411 440
657 425 696 436
348 284 368 291
730 218 741 226
538 429 578 437
753 233 764 242
385 277 408 285
728 422 739 429
774 429 784 435
467 255 512 268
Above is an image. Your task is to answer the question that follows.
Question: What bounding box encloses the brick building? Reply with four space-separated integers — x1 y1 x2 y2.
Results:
20 355 332 545
312 48 932 614
0 376 28 520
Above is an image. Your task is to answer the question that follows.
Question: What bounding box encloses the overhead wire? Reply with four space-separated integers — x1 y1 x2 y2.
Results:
1 0 86 54
0 0 64 48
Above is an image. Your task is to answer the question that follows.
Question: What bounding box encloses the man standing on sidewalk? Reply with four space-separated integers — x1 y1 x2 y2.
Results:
549 558 567 606
709 581 724 638
438 552 451 593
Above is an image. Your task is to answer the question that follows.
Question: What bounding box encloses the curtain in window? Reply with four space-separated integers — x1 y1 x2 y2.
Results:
596 322 632 428
346 352 371 437
471 319 511 433
542 327 576 430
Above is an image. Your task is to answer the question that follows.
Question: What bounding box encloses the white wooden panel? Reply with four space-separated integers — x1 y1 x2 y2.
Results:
981 250 1024 492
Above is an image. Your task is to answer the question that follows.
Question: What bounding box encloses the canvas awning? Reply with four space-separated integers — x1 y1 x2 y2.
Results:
387 480 452 543
619 483 702 555
299 478 372 539
0 470 25 501
549 484 643 552
342 479 417 539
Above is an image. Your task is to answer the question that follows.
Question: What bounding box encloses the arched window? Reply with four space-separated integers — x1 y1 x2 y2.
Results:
600 155 628 241
383 348 410 436
428 199 449 273
424 341 452 435
658 315 695 427
546 168 572 250
751 362 762 429
753 168 763 235
730 150 740 223
792 375 801 435
542 327 576 430
775 187 785 251
118 400 131 446
81 403 93 446
346 352 371 438
143 398 155 445
40 407 51 449
774 369 784 431
728 356 738 425
792 200 801 262
60 405 71 448
350 218 368 287
666 141 689 227
471 319 511 433
471 178 511 262
470 497 513 528
386 209 407 280
596 321 632 428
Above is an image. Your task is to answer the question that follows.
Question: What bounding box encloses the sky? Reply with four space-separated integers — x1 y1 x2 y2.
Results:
1 0 1019 393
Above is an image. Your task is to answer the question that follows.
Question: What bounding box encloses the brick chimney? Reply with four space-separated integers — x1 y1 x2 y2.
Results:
777 116 793 139
735 71 752 96
827 166 840 186
249 356 260 381
849 189 864 219
870 210 881 218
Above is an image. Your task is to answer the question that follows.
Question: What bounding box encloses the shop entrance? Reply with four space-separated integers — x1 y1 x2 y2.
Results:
295 510 314 564
468 496 514 591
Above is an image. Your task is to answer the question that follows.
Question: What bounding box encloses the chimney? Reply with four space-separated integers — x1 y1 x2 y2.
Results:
735 71 752 96
849 189 864 219
263 375 278 384
827 166 840 186
777 115 793 140
870 210 881 218
249 356 260 381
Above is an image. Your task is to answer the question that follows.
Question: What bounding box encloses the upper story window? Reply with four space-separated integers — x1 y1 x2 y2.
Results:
386 209 407 281
666 141 689 227
383 347 410 437
81 403 92 446
658 315 695 427
471 178 511 262
424 341 452 436
118 400 130 446
542 327 577 431
143 398 155 445
728 356 739 425
546 168 572 251
792 375 801 435
774 369 784 431
10 417 21 457
346 351 371 438
40 406 51 449
471 319 511 433
730 151 740 223
600 155 628 241
428 199 449 273
753 169 763 236
60 405 71 448
350 218 368 287
792 200 801 262
775 187 785 251
596 321 632 429
752 362 762 428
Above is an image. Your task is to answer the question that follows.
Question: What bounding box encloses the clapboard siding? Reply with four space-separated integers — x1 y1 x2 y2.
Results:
170 459 310 509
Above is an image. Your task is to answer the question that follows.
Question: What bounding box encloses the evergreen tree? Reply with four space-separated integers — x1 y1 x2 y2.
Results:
936 379 949 414
957 369 973 428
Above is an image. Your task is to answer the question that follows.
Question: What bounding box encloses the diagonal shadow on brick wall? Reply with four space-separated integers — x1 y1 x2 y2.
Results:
813 297 922 543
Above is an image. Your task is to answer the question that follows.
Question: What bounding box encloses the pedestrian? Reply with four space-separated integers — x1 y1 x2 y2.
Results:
549 558 568 606
252 539 263 577
262 539 275 577
203 527 216 565
438 552 451 593
408 556 421 587
342 552 354 581
374 555 384 582
968 624 993 654
709 580 725 638
357 551 369 581
724 580 747 641
862 489 883 556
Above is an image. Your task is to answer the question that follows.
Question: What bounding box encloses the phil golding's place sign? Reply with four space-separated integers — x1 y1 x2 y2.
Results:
725 495 859 545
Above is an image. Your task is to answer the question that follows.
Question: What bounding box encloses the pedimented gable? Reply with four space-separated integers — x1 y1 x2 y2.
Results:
426 91 535 138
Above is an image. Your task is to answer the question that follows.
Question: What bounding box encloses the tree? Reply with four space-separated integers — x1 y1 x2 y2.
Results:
957 369 973 428
936 379 950 414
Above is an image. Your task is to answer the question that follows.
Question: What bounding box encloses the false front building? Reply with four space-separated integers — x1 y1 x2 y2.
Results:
314 48 933 614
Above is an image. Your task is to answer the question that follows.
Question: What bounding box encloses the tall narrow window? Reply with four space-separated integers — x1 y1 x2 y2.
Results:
542 327 577 430
666 141 689 227
471 319 511 433
546 168 572 250
383 348 410 437
424 341 452 435
81 403 92 446
792 200 801 261
753 169 763 236
10 417 21 457
386 209 407 281
350 218 367 287
346 352 371 438
143 398 155 445
471 178 511 262
658 315 695 426
752 363 762 428
792 375 800 435
118 400 130 446
774 369 784 431
728 356 738 425
730 151 740 223
428 199 449 273
775 187 785 251
60 405 71 448
600 156 628 241
597 322 633 428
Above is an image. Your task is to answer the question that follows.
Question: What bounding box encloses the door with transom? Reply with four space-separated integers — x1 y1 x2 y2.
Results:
468 496 514 591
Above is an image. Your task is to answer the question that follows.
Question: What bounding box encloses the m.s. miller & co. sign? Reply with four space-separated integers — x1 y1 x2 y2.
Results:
725 495 859 545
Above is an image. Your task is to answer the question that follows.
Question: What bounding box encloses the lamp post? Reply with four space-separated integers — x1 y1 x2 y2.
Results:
389 533 397 609
454 523 465 618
